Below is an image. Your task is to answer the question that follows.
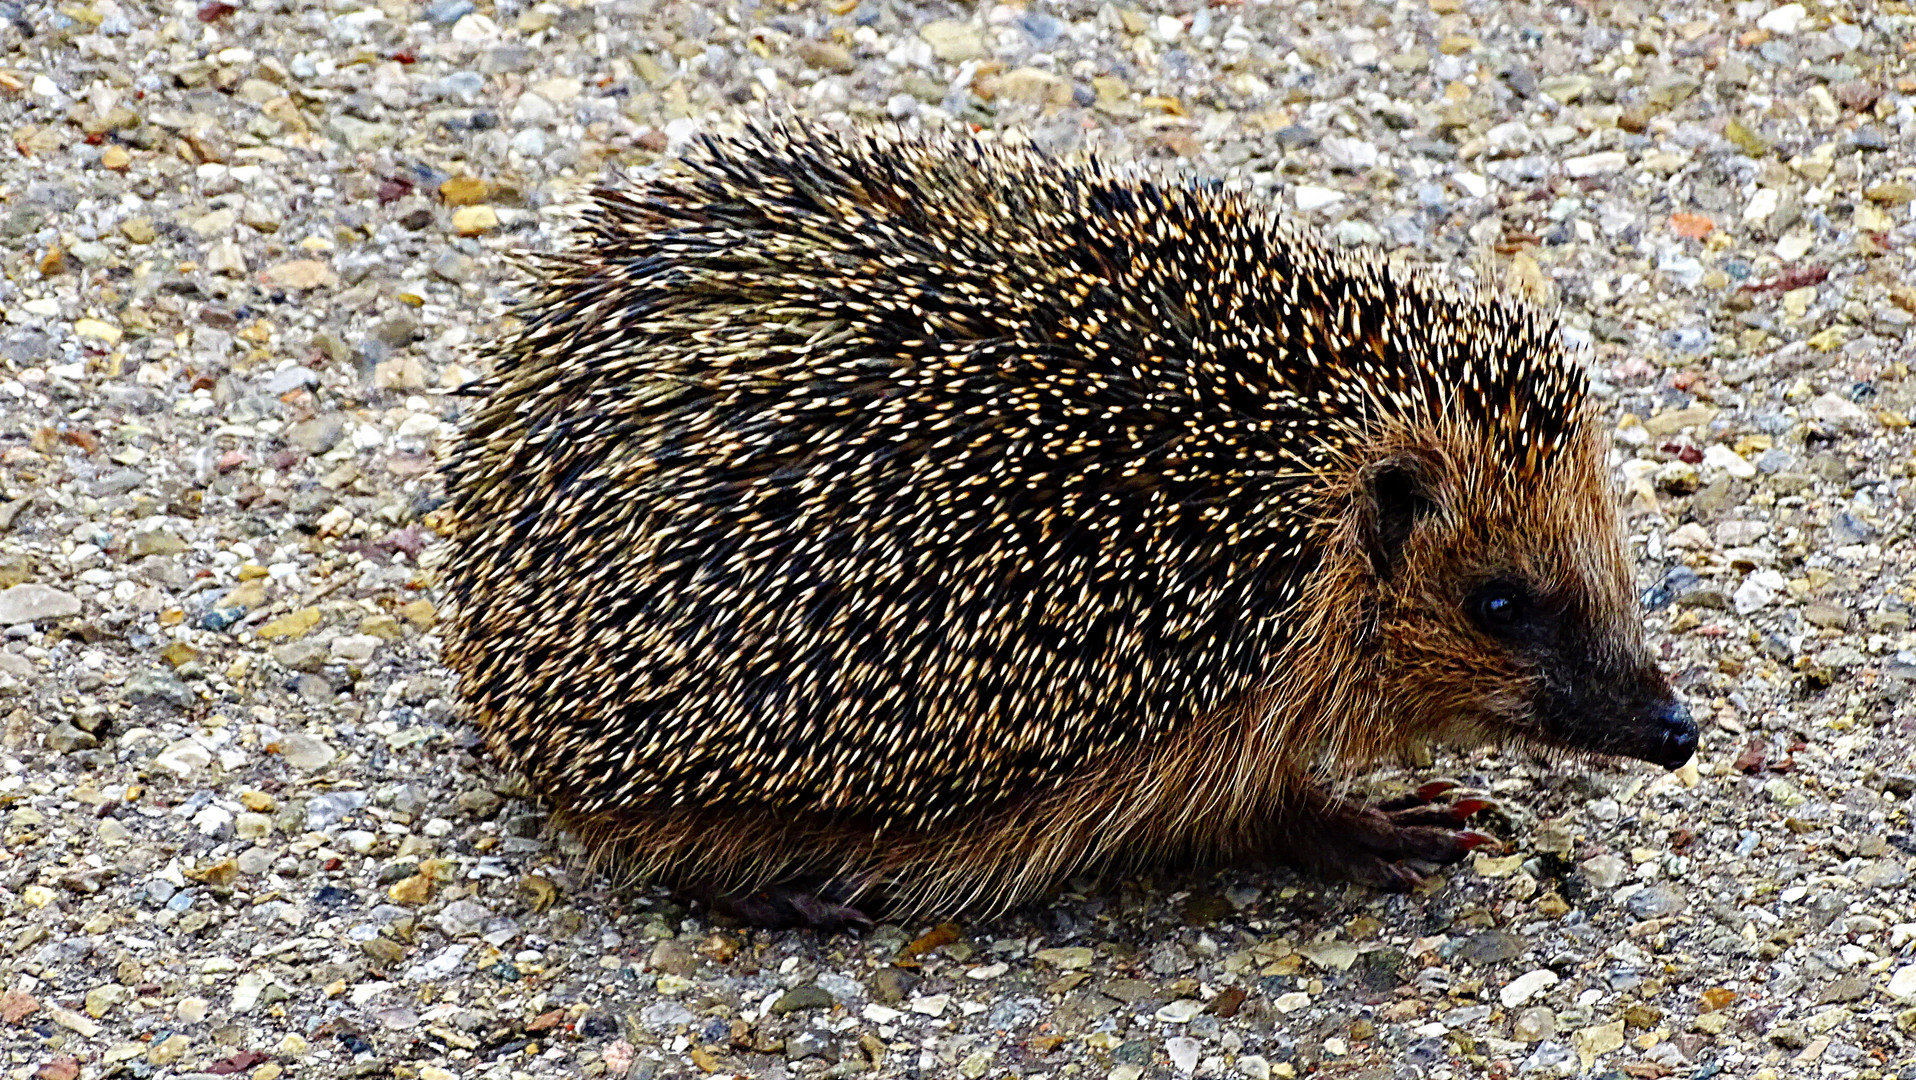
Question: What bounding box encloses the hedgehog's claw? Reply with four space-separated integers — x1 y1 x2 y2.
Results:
1456 829 1502 854
1382 795 1498 827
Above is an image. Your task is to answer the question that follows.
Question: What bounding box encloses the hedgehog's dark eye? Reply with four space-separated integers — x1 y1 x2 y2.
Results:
1469 580 1531 637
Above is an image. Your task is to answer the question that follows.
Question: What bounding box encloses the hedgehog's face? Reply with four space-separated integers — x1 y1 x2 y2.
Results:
1355 436 1696 770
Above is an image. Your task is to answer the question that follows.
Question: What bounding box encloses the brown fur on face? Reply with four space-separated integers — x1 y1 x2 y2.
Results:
1358 417 1670 759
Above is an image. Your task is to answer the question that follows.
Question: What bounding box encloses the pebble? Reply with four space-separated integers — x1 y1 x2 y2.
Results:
154 740 212 777
451 205 498 237
0 584 79 625
1888 966 1916 1003
772 984 836 1014
263 259 336 290
1512 1006 1557 1041
1166 1035 1201 1074
1625 885 1687 920
1292 185 1344 211
1733 570 1787 615
1155 998 1205 1023
918 20 984 62
1581 853 1627 890
1563 151 1627 178
1756 3 1806 34
1501 969 1560 1008
1857 860 1910 890
278 732 337 771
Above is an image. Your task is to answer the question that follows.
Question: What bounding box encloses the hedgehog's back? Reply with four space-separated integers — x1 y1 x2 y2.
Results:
441 122 1576 841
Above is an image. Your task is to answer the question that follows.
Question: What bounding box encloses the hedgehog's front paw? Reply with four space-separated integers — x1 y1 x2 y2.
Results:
1273 782 1498 891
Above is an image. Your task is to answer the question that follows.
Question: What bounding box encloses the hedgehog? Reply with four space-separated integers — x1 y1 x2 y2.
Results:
441 119 1695 928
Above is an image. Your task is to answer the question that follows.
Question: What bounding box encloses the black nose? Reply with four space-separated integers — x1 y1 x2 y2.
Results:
1644 698 1697 769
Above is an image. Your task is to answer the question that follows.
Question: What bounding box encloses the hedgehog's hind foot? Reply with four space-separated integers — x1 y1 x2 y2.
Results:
705 879 877 932
1269 784 1499 892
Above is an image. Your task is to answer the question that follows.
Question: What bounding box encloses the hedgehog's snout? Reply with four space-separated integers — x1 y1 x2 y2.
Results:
1620 694 1697 770
1537 651 1696 770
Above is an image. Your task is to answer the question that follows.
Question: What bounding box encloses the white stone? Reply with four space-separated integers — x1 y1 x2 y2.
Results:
1454 171 1490 199
1321 136 1378 170
1292 185 1344 211
1564 151 1627 178
231 972 265 1012
1272 991 1311 1013
206 238 248 276
1811 392 1871 431
909 993 950 1016
1743 188 1780 224
1888 965 1916 1003
193 805 233 836
155 740 213 777
0 584 80 625
449 13 498 41
331 634 383 664
1733 569 1787 615
1501 969 1560 1008
396 412 440 439
1155 999 1204 1023
280 732 337 771
1166 1036 1201 1075
1666 522 1712 550
405 944 470 981
510 92 555 125
532 76 582 103
1757 3 1806 35
1703 444 1756 479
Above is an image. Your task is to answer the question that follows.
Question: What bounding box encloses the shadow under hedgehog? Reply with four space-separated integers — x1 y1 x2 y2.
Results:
440 119 1696 930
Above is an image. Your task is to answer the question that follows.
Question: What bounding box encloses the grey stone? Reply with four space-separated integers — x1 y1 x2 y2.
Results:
0 584 80 625
1857 859 1910 890
771 983 835 1015
637 1001 694 1031
1581 854 1627 890
45 721 98 753
274 640 330 672
287 415 347 454
1458 931 1529 966
279 732 337 772
306 791 368 829
436 899 492 937
648 939 700 977
785 1029 833 1060
1625 885 1687 920
124 670 195 708
868 966 916 1005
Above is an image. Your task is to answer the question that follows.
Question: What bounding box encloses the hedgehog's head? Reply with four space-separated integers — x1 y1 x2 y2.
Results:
1345 413 1694 771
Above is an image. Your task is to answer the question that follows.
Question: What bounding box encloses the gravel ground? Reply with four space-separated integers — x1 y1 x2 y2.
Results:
5 0 1916 1078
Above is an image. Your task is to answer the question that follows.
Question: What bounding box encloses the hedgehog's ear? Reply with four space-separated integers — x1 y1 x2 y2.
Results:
1361 455 1441 581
